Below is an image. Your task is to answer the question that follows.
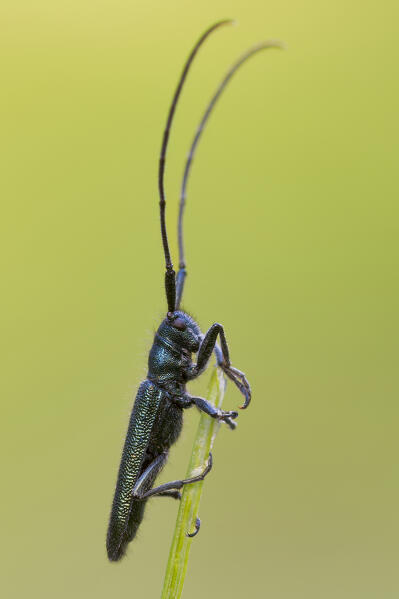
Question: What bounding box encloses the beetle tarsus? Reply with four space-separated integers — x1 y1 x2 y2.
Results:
187 517 201 538
224 416 238 430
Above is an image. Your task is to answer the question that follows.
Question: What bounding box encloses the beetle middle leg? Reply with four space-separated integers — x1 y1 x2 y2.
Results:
171 393 237 429
185 394 238 430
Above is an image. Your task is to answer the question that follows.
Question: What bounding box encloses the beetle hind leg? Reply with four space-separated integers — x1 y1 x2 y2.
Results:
133 453 213 500
186 517 201 538
157 490 182 500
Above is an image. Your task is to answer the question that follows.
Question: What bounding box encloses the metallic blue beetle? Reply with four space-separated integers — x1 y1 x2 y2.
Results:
107 20 280 561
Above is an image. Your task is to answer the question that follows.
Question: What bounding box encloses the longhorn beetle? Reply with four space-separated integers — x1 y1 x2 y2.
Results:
106 20 281 561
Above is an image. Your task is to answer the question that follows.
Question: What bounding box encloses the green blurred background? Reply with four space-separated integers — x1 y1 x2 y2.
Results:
1 1 398 597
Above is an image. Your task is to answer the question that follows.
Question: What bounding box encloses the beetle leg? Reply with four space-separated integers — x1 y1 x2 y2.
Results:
187 394 238 429
133 453 213 500
213 336 251 409
171 394 237 429
132 451 169 499
186 517 201 538
188 323 251 409
223 415 238 430
171 394 193 409
157 490 182 500
218 358 251 410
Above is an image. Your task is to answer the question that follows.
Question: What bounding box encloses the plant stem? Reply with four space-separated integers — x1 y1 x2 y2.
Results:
161 367 226 599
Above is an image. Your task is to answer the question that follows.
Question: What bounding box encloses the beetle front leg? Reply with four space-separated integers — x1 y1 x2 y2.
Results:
213 343 251 409
189 323 251 409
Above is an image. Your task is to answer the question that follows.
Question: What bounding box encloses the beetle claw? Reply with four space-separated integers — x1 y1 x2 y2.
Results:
186 517 201 538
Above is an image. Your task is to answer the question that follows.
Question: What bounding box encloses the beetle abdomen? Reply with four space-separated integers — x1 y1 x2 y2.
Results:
107 380 163 561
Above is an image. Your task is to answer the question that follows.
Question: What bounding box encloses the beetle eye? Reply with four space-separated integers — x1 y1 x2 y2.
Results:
172 317 187 331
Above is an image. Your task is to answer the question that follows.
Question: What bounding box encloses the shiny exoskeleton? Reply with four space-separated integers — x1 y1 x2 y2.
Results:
106 20 281 561
107 311 249 561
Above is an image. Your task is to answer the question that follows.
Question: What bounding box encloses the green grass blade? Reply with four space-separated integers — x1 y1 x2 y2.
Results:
161 367 226 599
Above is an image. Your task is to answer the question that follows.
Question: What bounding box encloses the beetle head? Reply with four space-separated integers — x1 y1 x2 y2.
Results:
165 310 201 352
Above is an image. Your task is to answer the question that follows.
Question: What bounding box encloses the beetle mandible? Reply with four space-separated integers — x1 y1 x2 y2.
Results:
107 20 281 562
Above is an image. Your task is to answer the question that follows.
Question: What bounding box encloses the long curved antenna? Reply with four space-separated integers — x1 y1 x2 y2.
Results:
158 20 234 313
175 40 283 309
